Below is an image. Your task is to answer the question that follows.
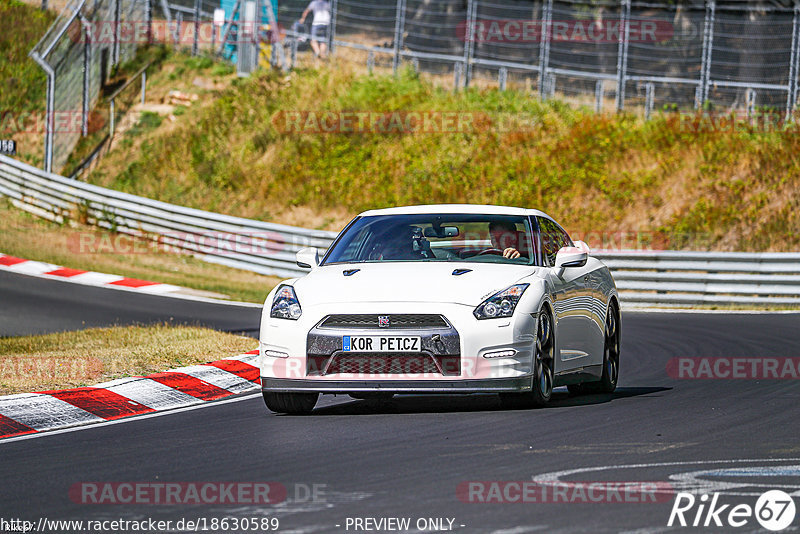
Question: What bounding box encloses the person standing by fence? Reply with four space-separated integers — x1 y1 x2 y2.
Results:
300 0 331 59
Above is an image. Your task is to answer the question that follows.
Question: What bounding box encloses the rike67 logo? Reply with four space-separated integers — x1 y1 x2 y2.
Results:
668 490 796 531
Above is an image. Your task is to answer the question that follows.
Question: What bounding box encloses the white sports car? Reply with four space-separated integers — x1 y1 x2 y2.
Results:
259 205 620 414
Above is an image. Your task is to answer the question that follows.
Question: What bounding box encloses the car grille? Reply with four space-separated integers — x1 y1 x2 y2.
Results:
307 353 460 376
318 314 448 329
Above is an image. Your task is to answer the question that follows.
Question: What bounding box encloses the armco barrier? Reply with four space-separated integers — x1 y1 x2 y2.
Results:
1 155 799 307
0 155 335 279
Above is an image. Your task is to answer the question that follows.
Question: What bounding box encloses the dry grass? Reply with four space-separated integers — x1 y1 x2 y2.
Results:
72 50 800 252
0 198 281 302
0 324 256 395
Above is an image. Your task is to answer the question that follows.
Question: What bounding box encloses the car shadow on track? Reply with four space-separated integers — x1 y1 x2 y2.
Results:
306 386 671 416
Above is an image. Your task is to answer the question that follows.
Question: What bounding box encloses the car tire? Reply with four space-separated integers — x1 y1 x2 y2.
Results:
568 302 620 395
263 392 318 414
499 309 554 409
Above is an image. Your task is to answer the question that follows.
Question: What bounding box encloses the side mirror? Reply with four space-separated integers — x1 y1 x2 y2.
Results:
554 246 588 271
296 247 319 269
572 240 591 254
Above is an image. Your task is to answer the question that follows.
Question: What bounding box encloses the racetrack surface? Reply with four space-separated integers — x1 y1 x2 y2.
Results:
0 270 261 337
1 271 800 532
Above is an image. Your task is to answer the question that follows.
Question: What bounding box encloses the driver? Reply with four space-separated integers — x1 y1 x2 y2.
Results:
489 221 523 259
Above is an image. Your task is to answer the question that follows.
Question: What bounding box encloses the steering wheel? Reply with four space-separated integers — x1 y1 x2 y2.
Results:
477 248 504 256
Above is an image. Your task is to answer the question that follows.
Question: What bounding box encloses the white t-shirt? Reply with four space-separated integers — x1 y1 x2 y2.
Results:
306 0 331 26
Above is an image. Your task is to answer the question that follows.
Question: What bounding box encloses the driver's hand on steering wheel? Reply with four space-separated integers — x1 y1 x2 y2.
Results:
503 248 521 259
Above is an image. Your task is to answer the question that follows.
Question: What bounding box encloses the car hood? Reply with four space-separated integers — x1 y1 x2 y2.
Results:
293 262 540 306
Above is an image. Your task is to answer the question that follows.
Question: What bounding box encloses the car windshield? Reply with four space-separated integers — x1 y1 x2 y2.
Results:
322 214 539 266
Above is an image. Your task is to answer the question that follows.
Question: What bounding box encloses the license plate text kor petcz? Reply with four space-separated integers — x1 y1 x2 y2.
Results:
342 336 421 352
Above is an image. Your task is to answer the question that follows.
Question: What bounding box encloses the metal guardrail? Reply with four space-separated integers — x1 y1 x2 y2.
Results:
1 155 799 307
0 155 335 278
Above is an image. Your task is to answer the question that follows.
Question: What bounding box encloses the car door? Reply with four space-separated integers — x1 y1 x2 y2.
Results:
538 217 593 373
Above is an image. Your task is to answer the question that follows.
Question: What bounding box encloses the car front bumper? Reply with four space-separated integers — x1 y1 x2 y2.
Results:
261 375 534 393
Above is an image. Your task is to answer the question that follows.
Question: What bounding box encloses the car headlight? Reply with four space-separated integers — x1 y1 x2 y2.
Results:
270 285 302 320
473 284 529 320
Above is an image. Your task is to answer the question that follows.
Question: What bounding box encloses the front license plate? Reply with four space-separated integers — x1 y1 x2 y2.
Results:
342 336 421 353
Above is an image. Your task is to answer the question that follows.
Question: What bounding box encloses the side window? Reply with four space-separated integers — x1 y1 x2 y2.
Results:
537 217 572 266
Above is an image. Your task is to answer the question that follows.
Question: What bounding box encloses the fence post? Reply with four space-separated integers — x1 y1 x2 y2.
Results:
367 50 374 74
193 0 200 55
41 0 47 10
145 0 152 45
746 88 756 121
454 62 462 90
498 67 507 91
697 0 715 109
176 12 182 46
110 99 116 140
329 0 338 54
615 0 631 111
159 0 172 23
80 15 92 138
141 69 147 105
262 0 286 70
595 80 604 113
30 52 55 173
787 1 800 121
112 0 121 66
392 0 405 74
463 0 475 87
538 0 552 99
644 82 654 120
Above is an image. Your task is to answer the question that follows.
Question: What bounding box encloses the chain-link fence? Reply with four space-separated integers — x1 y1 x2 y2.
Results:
278 0 800 118
29 0 153 173
29 0 800 173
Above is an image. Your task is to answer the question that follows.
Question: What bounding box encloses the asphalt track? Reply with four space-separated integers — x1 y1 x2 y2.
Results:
2 270 800 533
0 270 261 337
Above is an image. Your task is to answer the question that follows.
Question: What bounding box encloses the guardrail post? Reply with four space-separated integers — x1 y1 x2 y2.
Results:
787 1 800 121
328 0 338 54
290 37 298 68
463 0 476 87
192 0 201 55
615 0 631 111
538 0 552 99
453 62 462 90
392 0 406 74
595 80 604 112
411 57 419 73
367 50 374 74
696 0 715 109
498 67 507 91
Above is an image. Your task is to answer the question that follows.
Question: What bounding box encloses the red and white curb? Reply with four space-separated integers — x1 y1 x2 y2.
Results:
0 252 260 306
0 350 261 439
0 252 191 295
